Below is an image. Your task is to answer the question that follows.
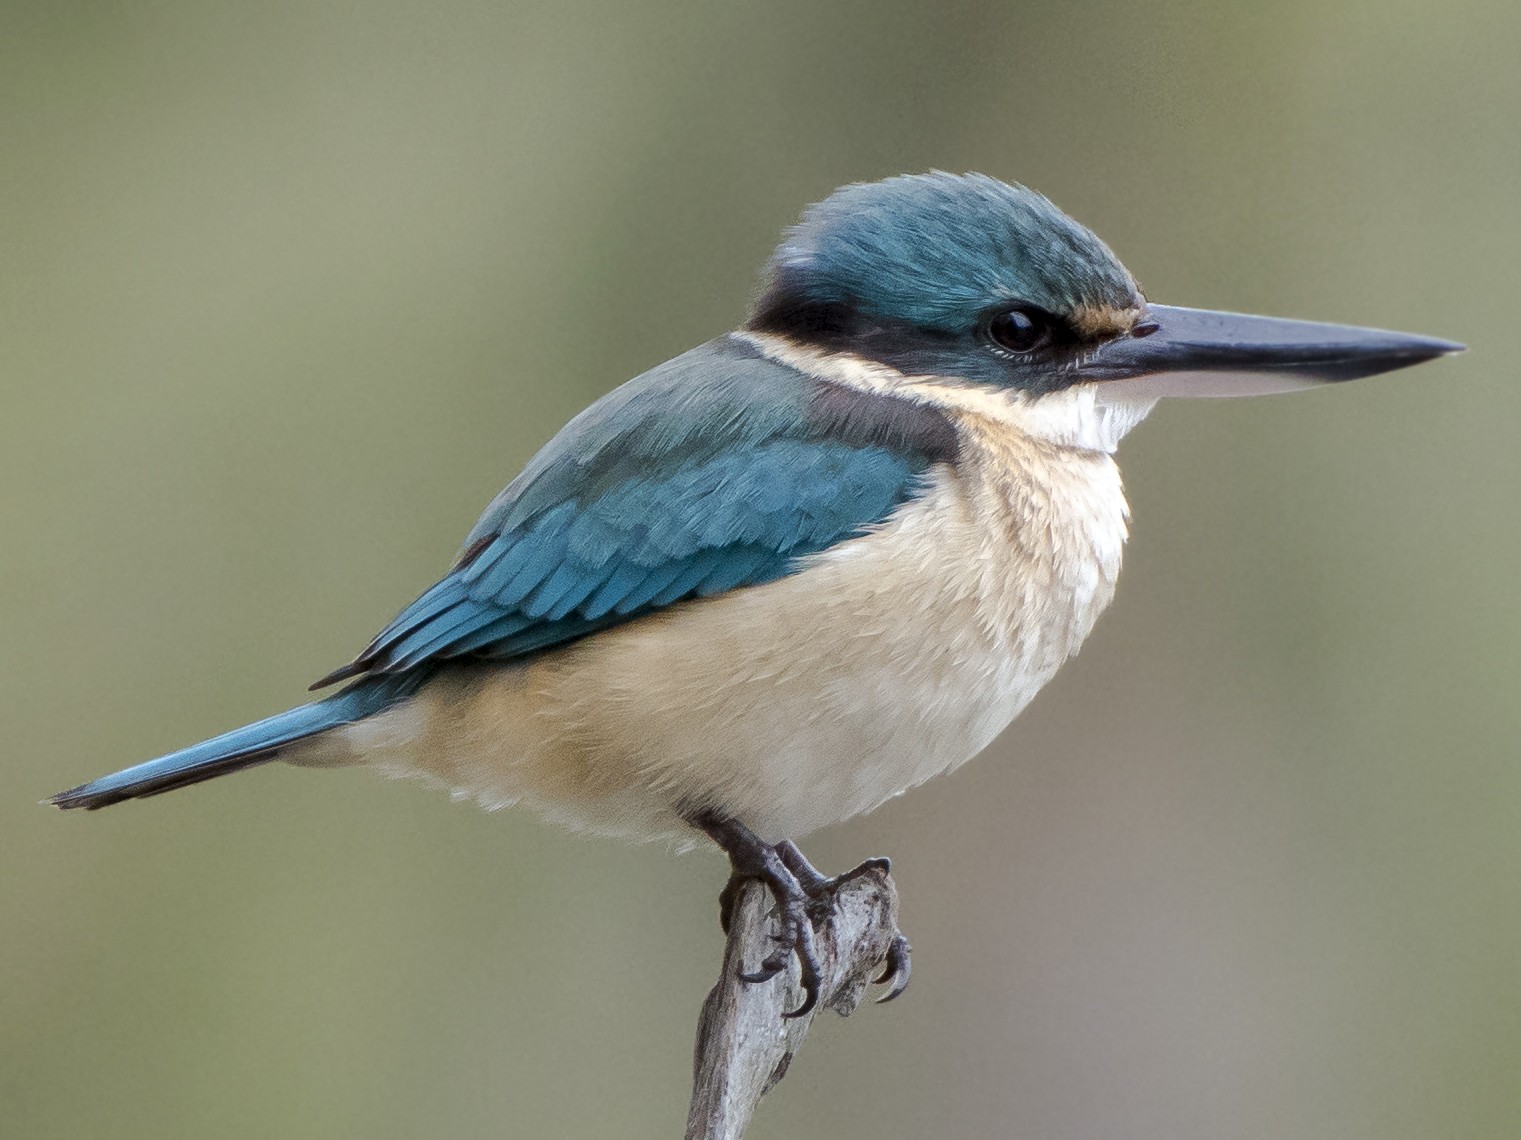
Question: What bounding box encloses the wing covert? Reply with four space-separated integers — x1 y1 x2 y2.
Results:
312 336 957 689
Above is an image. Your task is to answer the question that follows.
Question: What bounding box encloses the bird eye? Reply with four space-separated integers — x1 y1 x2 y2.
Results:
986 306 1054 354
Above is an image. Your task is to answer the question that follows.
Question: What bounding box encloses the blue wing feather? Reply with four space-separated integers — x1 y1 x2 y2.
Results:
439 611 538 656
459 537 533 594
312 335 958 688
581 560 659 620
695 544 785 597
609 559 695 616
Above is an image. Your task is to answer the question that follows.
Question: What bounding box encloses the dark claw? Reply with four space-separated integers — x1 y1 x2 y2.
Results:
874 933 912 1003
782 915 821 1018
739 954 787 984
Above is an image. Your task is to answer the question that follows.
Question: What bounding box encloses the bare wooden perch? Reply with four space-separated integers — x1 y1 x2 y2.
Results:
685 862 908 1140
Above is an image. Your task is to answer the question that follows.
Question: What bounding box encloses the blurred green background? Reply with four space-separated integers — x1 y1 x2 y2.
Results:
3 2 1518 1137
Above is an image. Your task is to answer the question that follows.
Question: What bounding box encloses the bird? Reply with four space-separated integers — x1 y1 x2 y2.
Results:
51 172 1461 1016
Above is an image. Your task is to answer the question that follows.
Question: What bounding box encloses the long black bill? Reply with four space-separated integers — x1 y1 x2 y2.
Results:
1083 304 1464 398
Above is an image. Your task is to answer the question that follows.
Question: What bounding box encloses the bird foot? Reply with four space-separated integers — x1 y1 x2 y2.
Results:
695 814 910 1017
777 841 911 1003
705 831 821 1017
874 931 913 1003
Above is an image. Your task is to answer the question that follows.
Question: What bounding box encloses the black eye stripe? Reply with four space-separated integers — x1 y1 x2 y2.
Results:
747 286 1096 396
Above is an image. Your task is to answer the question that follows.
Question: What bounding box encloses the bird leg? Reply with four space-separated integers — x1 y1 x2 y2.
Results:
691 811 823 1017
776 841 912 1003
689 811 911 1016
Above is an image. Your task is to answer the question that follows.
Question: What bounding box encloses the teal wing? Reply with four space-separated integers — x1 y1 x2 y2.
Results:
312 336 958 687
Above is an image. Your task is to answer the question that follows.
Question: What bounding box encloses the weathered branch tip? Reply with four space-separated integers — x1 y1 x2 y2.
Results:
685 862 908 1140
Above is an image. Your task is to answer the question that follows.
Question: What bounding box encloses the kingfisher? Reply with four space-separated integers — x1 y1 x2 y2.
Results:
52 172 1460 1016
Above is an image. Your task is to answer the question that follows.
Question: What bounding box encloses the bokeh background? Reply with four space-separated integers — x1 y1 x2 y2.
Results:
3 2 1518 1137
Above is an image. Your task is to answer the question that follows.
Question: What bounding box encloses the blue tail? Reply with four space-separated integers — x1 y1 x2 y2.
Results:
50 673 428 810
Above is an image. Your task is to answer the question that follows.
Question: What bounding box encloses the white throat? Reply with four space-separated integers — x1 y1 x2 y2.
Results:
1022 384 1159 453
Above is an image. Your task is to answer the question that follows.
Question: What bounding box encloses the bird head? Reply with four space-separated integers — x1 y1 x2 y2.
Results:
748 172 1461 447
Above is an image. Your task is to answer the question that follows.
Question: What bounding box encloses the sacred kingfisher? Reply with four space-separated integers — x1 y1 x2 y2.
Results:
52 173 1461 1016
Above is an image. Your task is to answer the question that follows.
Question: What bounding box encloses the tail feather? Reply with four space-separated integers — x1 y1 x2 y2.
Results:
50 673 428 811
